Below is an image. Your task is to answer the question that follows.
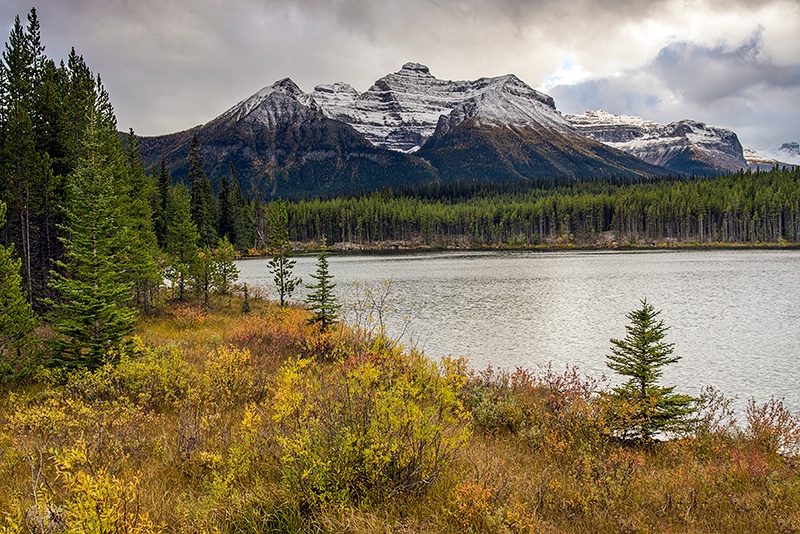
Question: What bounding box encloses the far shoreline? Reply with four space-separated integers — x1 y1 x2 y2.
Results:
235 239 800 258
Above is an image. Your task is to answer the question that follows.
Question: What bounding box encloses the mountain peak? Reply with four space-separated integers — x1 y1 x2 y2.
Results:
779 142 799 156
400 62 431 75
271 77 304 94
567 110 746 174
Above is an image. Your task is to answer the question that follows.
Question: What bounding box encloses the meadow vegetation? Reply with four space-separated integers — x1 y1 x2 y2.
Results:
1 292 798 533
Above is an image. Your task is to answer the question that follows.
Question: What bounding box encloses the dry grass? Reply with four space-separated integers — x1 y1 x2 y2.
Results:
0 295 798 533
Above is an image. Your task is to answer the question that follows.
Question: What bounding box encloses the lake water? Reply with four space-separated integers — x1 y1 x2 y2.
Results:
237 249 800 414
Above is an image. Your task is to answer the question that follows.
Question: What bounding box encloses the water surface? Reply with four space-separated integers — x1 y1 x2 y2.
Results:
237 249 800 413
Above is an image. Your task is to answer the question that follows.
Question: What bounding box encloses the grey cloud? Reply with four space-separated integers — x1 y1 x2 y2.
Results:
649 36 800 104
1 0 797 148
550 36 800 149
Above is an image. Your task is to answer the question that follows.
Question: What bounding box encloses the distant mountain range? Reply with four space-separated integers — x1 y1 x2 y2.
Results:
137 63 796 197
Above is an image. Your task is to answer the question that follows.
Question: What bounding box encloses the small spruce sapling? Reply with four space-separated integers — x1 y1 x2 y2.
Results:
605 298 696 440
267 201 301 306
305 237 339 332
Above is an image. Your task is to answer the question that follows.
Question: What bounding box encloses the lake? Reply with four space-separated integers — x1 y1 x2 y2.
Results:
236 249 800 414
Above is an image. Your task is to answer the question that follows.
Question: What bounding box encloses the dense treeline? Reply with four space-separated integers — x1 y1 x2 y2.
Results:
282 168 800 246
0 10 239 373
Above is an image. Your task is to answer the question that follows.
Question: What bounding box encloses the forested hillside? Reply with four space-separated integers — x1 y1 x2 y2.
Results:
284 169 800 247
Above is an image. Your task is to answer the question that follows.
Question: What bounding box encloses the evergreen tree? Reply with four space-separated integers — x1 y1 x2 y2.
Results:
305 237 339 332
212 235 238 296
47 121 137 369
218 171 234 244
267 200 300 306
121 129 161 314
0 11 47 303
604 299 696 440
165 183 199 302
154 153 171 247
0 200 37 373
192 246 214 309
187 134 217 247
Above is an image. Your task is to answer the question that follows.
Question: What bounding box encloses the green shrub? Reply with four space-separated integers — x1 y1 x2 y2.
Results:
272 345 472 508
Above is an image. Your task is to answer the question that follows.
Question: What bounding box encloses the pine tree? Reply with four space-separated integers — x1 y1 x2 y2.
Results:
0 200 37 374
47 120 137 369
121 129 161 314
0 11 47 304
267 200 300 306
187 134 217 247
212 235 238 296
604 299 696 440
154 153 171 247
165 183 199 302
218 171 234 244
305 237 339 332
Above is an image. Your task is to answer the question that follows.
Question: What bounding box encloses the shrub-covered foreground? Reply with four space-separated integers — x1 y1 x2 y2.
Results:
1 298 799 533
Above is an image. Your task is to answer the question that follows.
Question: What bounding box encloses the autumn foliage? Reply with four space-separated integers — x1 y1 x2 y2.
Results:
0 296 798 533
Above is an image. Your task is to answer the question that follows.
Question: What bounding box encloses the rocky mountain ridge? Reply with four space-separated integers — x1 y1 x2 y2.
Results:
565 109 748 175
311 62 571 153
138 63 783 198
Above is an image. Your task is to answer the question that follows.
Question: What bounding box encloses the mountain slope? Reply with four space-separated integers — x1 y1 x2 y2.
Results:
566 110 748 175
138 64 674 198
415 76 667 180
138 78 438 197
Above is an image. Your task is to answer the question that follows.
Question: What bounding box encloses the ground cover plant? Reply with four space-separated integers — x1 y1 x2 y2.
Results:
0 291 798 533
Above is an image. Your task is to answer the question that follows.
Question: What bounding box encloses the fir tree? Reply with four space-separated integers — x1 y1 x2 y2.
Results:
47 121 137 369
0 11 46 303
218 171 234 244
121 129 161 314
187 134 217 247
267 200 300 306
305 237 339 332
154 153 171 247
605 299 696 440
165 183 199 302
0 200 37 373
212 235 238 296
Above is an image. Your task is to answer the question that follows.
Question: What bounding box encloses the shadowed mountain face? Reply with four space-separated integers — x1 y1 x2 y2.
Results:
137 78 438 197
138 64 672 198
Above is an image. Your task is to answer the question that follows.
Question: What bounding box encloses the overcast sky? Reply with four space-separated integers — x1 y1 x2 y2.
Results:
2 0 798 151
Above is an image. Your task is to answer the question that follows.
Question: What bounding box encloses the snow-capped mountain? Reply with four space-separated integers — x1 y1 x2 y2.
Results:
566 110 748 175
742 143 800 171
761 142 800 165
137 64 679 198
312 62 572 153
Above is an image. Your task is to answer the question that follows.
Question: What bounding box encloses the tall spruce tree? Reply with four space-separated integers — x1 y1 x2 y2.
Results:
166 183 200 302
305 237 339 331
0 11 47 304
121 129 161 314
267 200 300 306
605 299 696 440
187 134 217 247
154 153 171 247
47 118 137 369
0 200 37 373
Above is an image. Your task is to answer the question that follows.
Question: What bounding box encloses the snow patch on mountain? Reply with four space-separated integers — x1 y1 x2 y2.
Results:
312 63 570 152
762 142 800 165
744 143 800 170
216 78 319 129
566 110 748 173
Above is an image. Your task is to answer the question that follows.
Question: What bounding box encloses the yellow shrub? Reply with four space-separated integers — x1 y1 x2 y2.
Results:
272 346 472 508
